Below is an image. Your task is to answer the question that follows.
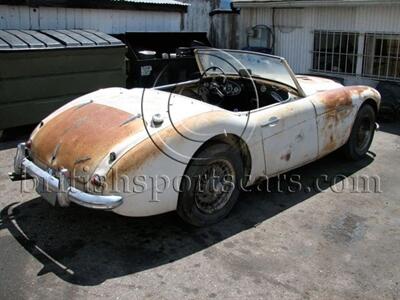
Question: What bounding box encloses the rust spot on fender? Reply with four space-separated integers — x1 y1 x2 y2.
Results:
319 114 339 157
315 86 371 157
319 86 371 112
323 134 337 154
31 103 144 183
320 88 352 112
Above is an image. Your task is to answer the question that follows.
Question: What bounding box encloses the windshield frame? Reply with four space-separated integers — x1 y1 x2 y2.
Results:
194 48 305 98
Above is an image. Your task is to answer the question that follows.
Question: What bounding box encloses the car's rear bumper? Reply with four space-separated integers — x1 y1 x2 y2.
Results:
11 142 123 210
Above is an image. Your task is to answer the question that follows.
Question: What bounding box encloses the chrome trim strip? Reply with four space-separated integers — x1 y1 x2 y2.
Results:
151 79 200 91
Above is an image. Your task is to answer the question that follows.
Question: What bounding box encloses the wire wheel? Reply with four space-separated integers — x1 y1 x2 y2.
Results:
194 159 236 214
177 143 244 226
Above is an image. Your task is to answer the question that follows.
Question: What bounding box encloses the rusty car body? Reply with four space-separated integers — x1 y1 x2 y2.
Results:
11 49 381 225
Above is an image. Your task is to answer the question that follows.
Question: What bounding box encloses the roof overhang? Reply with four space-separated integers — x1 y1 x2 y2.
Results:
232 0 400 8
0 0 189 13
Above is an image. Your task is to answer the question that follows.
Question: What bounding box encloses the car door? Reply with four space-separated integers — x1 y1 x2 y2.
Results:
193 48 318 175
255 98 318 176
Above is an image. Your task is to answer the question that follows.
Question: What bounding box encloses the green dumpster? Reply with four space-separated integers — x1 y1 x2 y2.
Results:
0 29 126 132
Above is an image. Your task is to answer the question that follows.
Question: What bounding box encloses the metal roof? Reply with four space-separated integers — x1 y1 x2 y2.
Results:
0 0 189 12
232 0 400 7
117 0 188 5
0 29 124 50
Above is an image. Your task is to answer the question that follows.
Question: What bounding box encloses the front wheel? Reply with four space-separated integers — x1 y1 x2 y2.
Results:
177 143 244 227
343 104 376 160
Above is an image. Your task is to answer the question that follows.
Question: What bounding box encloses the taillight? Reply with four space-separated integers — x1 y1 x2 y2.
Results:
90 174 104 187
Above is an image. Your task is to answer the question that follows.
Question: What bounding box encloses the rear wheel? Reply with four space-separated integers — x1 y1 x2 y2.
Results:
343 104 376 160
177 143 244 227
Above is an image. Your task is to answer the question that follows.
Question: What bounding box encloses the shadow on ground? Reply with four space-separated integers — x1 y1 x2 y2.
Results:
379 121 400 136
0 151 373 286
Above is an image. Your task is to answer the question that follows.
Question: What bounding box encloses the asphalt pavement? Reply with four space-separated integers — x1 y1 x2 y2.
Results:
0 123 399 299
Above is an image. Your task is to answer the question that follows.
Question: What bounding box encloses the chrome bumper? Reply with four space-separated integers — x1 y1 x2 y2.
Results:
12 143 123 210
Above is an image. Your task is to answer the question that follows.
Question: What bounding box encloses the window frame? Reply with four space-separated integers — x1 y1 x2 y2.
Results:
311 30 360 76
362 32 400 81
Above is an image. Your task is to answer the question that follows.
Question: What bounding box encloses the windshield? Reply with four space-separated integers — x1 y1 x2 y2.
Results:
195 49 299 91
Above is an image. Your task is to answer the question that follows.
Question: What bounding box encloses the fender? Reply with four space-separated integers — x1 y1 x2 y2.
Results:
309 86 380 158
103 110 265 217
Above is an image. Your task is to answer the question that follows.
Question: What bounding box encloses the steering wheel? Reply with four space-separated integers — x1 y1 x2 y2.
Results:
198 66 228 105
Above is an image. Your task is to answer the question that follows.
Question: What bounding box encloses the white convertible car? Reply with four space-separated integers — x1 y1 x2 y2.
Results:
11 49 380 226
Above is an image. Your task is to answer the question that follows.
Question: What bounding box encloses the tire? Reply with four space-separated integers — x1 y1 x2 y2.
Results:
343 104 376 160
177 143 244 227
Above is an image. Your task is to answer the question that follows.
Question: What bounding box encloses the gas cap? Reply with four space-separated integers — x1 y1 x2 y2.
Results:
152 113 164 127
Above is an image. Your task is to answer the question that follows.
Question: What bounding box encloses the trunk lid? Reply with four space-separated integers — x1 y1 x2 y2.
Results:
31 101 144 184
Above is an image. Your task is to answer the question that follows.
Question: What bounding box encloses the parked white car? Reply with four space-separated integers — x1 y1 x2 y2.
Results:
11 49 380 226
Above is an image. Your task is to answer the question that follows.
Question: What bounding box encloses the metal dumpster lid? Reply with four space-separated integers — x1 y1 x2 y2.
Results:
0 29 124 50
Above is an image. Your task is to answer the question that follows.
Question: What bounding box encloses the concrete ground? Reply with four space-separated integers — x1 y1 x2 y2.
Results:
0 123 399 300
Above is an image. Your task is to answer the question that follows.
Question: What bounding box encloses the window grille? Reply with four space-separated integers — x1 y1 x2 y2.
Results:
363 33 400 80
312 30 359 75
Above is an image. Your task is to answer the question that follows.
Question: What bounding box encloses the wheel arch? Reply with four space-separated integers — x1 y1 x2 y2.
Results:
344 98 378 146
188 133 252 181
362 98 379 115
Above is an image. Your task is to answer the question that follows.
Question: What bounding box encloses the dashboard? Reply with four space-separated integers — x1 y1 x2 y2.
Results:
170 76 293 111
224 80 242 96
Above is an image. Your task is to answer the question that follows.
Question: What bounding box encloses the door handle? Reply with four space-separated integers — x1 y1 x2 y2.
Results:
261 117 280 127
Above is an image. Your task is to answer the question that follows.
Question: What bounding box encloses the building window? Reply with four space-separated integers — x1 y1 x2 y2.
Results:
363 33 400 80
312 31 359 74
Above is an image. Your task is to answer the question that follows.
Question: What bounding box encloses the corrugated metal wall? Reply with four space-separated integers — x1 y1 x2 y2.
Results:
0 2 214 34
182 0 212 32
0 5 183 33
237 8 272 47
210 13 238 49
237 5 400 85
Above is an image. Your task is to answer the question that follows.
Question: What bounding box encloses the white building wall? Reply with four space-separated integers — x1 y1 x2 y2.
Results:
237 7 272 48
237 5 400 86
